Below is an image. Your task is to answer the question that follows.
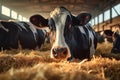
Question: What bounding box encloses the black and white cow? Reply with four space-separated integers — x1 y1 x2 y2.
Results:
98 29 120 53
0 20 47 50
30 7 97 60
111 32 120 53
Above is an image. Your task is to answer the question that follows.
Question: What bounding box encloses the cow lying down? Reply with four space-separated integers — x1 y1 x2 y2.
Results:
97 30 120 53
0 20 47 50
30 6 97 61
111 32 120 53
100 30 120 53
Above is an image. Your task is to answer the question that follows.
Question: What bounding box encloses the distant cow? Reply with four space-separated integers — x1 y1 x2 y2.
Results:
30 7 97 61
0 20 47 50
100 30 120 53
111 32 120 53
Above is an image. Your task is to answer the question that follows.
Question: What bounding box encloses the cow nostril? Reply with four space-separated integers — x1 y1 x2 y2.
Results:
52 47 68 55
53 49 57 57
53 48 58 53
52 47 68 59
62 48 67 55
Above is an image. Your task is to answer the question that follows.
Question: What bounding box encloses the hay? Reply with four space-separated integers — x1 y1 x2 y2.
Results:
0 42 120 80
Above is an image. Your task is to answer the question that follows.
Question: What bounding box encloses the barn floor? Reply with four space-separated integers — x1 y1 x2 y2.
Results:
0 42 120 80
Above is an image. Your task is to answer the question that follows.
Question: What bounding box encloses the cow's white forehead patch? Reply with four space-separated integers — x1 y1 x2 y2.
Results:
50 7 71 18
50 8 60 17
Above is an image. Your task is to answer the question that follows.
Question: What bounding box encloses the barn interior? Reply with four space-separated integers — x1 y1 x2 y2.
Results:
0 0 120 31
0 1 120 80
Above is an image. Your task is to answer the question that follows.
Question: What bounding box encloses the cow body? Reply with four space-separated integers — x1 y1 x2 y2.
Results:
30 7 97 60
0 21 46 50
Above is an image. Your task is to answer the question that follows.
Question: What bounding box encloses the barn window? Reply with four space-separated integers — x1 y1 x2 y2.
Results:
23 17 28 22
23 17 26 21
11 10 17 19
18 15 22 21
94 16 98 25
91 19 94 26
1 5 10 17
104 9 110 21
114 3 120 15
112 8 117 18
99 14 103 23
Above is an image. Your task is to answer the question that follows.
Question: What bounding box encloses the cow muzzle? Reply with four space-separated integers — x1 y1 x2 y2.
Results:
52 47 68 59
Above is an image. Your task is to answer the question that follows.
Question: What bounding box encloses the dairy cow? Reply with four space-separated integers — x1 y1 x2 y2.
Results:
111 32 120 53
30 7 97 60
98 30 120 53
0 20 47 50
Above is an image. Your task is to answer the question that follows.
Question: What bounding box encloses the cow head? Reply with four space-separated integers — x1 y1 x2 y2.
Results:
30 7 91 60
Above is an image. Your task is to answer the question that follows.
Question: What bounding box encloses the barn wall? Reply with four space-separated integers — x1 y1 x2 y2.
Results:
94 16 120 32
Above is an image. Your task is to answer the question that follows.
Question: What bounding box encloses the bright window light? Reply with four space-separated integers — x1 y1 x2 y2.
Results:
23 17 28 22
11 10 17 19
99 14 103 23
104 9 110 21
18 15 22 21
23 17 26 21
1 5 10 17
95 17 98 25
91 19 94 26
114 3 120 15
112 8 117 18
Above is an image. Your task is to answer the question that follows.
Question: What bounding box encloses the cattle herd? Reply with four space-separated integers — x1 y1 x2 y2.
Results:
0 6 120 61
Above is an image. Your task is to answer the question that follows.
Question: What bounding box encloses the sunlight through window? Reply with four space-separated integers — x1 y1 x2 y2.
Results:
23 17 28 22
114 3 120 15
104 9 110 21
95 17 98 25
1 5 10 17
18 15 22 21
99 14 103 23
112 8 117 18
11 10 17 19
91 19 94 26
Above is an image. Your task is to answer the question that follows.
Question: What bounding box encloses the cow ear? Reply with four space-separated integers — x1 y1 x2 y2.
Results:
76 13 91 26
29 14 48 27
